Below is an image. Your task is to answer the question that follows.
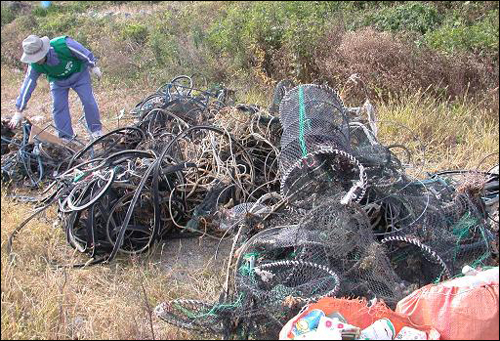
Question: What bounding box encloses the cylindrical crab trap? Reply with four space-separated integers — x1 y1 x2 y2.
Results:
278 84 351 176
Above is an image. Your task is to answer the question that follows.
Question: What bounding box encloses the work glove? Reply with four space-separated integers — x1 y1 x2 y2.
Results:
90 66 102 80
9 110 24 129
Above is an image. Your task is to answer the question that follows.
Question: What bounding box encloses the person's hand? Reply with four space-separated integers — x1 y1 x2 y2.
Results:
9 110 24 129
90 66 102 80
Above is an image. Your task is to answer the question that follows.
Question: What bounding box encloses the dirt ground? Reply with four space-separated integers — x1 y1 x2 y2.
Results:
160 236 233 282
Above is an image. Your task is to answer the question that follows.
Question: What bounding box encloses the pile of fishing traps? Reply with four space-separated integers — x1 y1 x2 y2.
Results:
153 83 499 339
3 77 498 339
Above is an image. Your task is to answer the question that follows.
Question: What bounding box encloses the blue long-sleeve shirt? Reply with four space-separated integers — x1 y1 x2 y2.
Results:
16 37 97 111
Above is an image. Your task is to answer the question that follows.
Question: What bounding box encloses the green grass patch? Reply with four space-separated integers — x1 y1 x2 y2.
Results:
121 22 149 45
1 5 16 27
424 9 499 57
358 2 443 34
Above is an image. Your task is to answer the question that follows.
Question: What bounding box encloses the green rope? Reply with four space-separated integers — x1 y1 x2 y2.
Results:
451 212 484 266
433 214 473 284
73 169 86 182
204 293 245 316
452 212 477 238
392 252 408 264
471 226 491 268
239 252 259 276
298 86 308 158
173 293 246 320
433 213 490 284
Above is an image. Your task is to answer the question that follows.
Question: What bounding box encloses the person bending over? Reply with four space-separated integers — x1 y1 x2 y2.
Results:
10 34 103 141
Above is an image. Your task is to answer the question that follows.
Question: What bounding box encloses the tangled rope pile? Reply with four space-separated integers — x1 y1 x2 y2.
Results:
1 119 74 187
4 75 281 267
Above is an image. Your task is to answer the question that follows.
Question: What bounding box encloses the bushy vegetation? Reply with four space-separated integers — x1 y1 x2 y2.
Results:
206 2 338 73
358 2 443 34
2 1 497 102
1 6 16 27
424 8 499 57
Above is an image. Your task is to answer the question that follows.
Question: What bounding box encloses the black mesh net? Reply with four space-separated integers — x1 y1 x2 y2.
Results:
9 78 488 340
278 84 351 180
153 81 498 339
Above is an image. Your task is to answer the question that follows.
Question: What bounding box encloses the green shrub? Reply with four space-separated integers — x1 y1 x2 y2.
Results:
32 2 112 17
1 6 16 27
343 1 401 10
206 1 338 75
15 14 37 32
362 2 443 34
191 25 206 49
121 23 149 45
424 10 499 56
147 13 179 67
31 3 66 17
36 13 83 38
65 1 107 12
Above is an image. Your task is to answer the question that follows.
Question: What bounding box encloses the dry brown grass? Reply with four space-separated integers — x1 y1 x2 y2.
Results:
1 189 227 339
311 27 499 105
373 89 499 172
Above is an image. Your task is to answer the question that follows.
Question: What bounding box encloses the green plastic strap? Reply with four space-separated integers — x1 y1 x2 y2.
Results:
298 86 308 158
239 252 259 276
73 170 86 182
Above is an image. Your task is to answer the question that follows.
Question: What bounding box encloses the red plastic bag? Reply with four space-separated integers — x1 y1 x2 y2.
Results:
396 267 499 340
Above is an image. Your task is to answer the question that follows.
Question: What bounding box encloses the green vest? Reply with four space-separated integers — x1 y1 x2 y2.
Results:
31 36 83 82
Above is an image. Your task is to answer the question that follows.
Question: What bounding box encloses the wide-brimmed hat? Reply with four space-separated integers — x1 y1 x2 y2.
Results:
20 35 50 63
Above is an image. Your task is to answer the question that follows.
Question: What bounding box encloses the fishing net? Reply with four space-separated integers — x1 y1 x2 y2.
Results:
278 84 350 176
154 81 498 339
4 76 498 339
